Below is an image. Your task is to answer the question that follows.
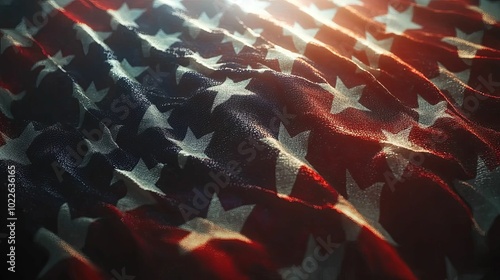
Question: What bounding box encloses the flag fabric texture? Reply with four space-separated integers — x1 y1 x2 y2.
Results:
1 0 500 279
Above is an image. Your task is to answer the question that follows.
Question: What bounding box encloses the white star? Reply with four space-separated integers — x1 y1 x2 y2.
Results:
206 77 255 112
51 0 76 8
351 56 378 75
176 53 224 84
382 126 413 180
31 51 74 86
112 159 165 211
170 128 213 168
323 77 369 114
82 82 108 104
38 0 74 14
116 179 157 212
478 0 500 22
187 53 224 72
0 87 25 119
374 6 422 35
454 157 500 233
110 124 123 142
73 23 111 55
108 58 148 82
152 0 186 10
73 82 108 110
0 23 33 54
381 126 423 181
221 28 263 54
107 3 146 30
354 32 393 70
244 64 268 73
345 170 395 243
179 193 254 254
112 160 164 194
430 63 470 106
413 95 452 128
381 126 420 152
261 124 313 196
15 17 40 38
384 151 409 183
0 123 41 165
178 218 251 254
34 228 96 278
283 22 320 54
182 12 223 39
336 199 363 241
139 29 182 57
331 0 363 8
57 203 97 250
442 29 483 65
175 65 192 84
206 193 255 233
72 83 109 125
138 104 172 134
265 45 301 74
79 125 120 167
303 3 338 26
346 172 385 222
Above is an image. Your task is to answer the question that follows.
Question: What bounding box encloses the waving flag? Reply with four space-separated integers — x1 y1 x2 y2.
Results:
1 0 500 279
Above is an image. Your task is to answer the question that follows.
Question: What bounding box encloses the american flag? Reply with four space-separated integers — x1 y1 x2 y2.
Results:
1 0 499 279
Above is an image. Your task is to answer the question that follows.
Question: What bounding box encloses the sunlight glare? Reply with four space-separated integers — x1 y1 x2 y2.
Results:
227 0 271 15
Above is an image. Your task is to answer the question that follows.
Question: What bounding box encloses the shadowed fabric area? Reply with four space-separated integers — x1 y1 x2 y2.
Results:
0 0 499 279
